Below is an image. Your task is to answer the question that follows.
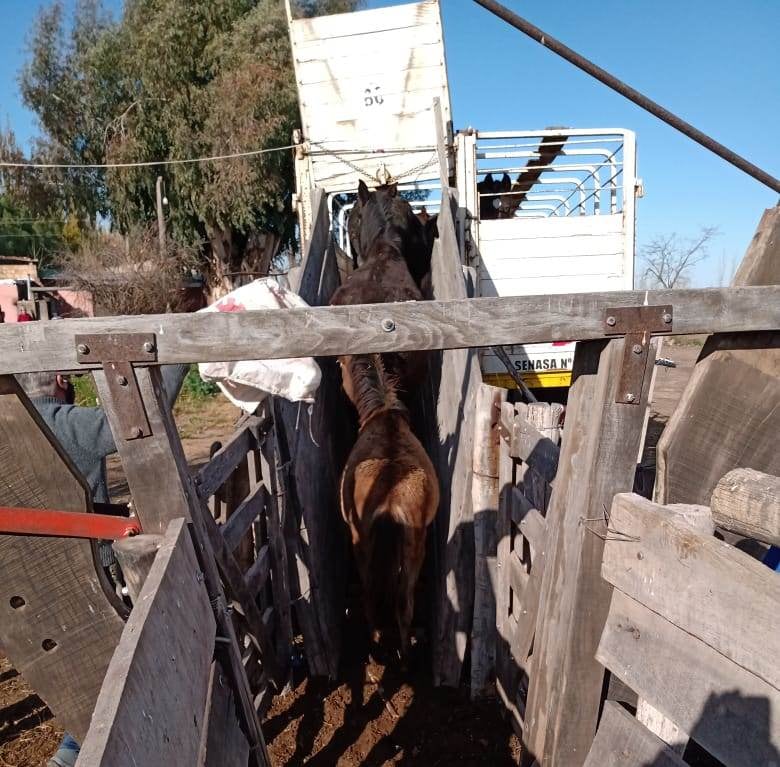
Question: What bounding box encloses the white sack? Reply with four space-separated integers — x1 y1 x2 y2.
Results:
198 277 321 413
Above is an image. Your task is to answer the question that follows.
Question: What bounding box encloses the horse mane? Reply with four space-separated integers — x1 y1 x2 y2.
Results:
345 353 405 428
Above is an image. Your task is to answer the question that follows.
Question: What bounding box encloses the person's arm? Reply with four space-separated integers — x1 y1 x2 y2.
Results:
159 364 190 410
56 405 117 458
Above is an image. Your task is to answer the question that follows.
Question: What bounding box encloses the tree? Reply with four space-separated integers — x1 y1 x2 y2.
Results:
640 226 719 289
19 0 361 295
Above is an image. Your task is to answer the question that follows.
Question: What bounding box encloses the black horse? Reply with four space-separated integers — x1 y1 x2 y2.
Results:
347 180 438 296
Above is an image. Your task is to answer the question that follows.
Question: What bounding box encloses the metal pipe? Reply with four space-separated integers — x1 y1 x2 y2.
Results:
0 506 141 540
472 0 780 193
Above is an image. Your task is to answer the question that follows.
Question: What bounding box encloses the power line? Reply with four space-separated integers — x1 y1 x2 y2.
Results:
0 142 298 171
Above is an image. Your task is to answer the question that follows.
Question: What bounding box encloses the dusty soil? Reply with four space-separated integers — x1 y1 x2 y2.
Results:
0 344 703 767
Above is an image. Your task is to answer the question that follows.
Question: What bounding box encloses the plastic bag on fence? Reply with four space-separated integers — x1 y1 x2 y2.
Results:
198 277 321 413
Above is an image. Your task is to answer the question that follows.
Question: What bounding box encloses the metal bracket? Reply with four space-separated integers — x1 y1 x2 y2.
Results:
75 333 158 440
604 305 673 404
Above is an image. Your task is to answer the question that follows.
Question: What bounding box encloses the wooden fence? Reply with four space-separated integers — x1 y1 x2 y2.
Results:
586 480 780 767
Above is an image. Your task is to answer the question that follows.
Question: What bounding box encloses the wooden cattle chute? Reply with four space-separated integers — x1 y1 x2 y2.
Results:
0 194 778 764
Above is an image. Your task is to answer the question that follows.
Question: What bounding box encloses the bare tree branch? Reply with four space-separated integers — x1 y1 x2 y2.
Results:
640 226 719 289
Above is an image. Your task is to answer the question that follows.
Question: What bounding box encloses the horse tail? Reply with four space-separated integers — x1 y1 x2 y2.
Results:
366 509 404 633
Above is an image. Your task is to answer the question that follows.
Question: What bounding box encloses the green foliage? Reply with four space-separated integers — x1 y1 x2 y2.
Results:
18 0 361 287
0 193 63 258
72 374 98 406
180 364 221 400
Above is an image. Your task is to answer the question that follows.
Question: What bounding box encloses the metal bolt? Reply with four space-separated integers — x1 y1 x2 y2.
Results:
116 374 128 386
129 426 143 439
142 341 155 353
77 343 89 355
662 312 672 324
606 315 617 327
637 551 644 560
381 318 396 332
625 393 636 403
632 343 643 355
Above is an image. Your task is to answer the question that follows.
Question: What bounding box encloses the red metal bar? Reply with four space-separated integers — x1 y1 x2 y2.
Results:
0 507 141 540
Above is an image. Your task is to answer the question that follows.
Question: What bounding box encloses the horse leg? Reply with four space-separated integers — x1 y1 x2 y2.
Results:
397 527 426 664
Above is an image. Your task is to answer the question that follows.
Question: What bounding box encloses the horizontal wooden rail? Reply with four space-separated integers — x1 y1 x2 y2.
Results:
196 428 255 499
221 485 267 553
1 285 778 374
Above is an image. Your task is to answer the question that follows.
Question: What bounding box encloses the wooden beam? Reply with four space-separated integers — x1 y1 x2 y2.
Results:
93 366 271 764
201 661 250 767
522 338 658 767
0 285 778 373
244 545 271 597
711 468 780 547
597 589 780 767
510 412 560 485
602 493 780 691
583 701 687 767
471 384 506 697
195 427 254 500
221 484 268 554
77 518 215 767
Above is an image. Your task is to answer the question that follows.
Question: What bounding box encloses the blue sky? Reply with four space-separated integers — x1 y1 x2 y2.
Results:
2 0 778 285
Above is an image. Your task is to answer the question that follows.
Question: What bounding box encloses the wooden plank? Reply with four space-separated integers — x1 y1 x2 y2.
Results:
222 484 268 554
510 410 560 485
430 185 484 687
195 427 254 500
522 337 658 767
93 366 271 764
200 661 250 767
655 333 780 505
496 401 522 729
602 493 780 691
509 552 529 598
1 285 778 374
513 498 546 561
258 422 294 675
77 518 215 767
471 384 507 697
583 701 686 767
711 468 780 547
655 207 780 507
277 196 345 679
244 545 271 597
0 375 124 742
732 205 780 286
597 589 780 767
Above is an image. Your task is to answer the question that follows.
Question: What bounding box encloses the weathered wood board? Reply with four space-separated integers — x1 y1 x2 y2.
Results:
522 338 657 767
602 493 780 692
655 205 780 506
711 467 780 547
0 375 123 741
0 285 778 374
77 518 215 767
598 588 780 767
583 701 687 767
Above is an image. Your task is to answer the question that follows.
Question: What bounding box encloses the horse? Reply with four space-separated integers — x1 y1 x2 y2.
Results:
478 172 522 220
346 180 437 294
330 228 429 399
339 353 439 659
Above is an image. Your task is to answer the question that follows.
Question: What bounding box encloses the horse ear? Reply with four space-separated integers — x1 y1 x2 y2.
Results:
501 173 511 190
387 182 398 198
357 179 370 205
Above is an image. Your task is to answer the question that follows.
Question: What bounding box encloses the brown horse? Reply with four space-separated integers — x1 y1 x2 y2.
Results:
478 172 522 220
339 353 439 658
330 229 429 400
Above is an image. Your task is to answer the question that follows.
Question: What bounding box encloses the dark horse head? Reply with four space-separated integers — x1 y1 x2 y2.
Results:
347 180 437 292
478 172 520 220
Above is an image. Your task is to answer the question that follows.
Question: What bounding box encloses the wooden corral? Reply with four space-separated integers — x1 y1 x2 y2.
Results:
0 200 777 764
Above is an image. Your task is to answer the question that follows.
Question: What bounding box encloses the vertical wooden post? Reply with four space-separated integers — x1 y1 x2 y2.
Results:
93 366 270 766
522 337 657 766
471 384 507 697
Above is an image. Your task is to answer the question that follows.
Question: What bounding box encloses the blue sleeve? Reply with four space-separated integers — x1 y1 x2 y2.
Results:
57 405 117 458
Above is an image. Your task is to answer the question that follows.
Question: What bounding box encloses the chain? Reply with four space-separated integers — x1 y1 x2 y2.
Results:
307 140 438 184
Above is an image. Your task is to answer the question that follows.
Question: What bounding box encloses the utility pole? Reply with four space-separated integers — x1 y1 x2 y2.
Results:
156 175 166 256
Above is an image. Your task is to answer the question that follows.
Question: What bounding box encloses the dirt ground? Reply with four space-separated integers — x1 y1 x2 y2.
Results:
0 342 703 766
